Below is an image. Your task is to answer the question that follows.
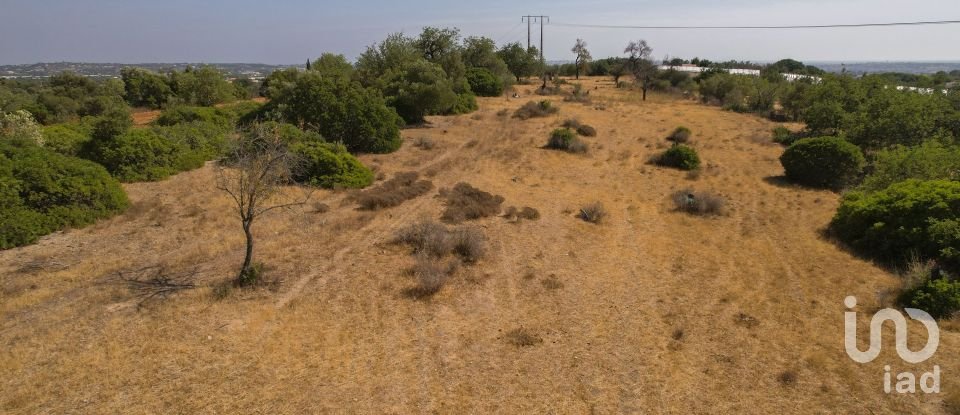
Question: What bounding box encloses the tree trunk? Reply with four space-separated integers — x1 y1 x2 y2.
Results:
642 86 648 101
239 220 254 281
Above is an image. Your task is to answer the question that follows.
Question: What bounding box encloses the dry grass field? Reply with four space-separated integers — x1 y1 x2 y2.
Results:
2 77 957 414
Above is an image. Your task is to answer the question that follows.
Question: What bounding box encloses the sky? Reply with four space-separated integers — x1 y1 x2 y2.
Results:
0 0 958 65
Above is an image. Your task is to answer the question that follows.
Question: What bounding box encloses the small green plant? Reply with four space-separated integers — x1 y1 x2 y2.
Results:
772 125 794 145
667 126 692 144
235 262 265 287
546 128 588 153
780 137 865 189
654 144 701 170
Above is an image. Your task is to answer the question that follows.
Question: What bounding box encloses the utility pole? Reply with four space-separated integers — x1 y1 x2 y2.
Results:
521 15 549 77
522 15 548 51
539 16 549 64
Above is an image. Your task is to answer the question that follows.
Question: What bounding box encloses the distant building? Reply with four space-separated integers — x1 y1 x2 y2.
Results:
657 65 760 77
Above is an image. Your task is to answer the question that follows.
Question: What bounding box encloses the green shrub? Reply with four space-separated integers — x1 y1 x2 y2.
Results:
655 144 701 170
831 179 960 271
780 137 864 189
0 142 128 249
155 106 233 129
772 125 793 145
269 72 403 153
91 106 133 141
859 141 960 193
901 277 960 319
452 92 479 114
291 141 374 189
466 67 504 97
42 122 92 156
86 129 190 182
152 122 229 162
219 100 264 121
546 128 587 153
667 126 692 143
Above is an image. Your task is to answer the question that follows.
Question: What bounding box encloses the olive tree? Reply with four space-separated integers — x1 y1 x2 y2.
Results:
498 42 540 82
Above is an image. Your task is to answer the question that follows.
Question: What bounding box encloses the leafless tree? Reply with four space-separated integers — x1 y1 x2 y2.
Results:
216 123 309 286
571 38 592 80
624 40 657 101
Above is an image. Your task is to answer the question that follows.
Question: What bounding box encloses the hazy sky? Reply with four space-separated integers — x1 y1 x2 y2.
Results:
1 0 958 64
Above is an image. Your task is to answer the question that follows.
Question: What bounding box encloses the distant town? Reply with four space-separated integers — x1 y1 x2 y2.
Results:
0 62 294 80
3 60 960 80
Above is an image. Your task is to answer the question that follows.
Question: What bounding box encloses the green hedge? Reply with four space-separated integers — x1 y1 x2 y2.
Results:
291 141 373 189
0 142 128 249
831 179 960 271
780 136 864 189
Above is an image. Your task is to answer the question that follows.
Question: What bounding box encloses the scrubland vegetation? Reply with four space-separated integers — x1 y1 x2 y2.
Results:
3 27 960 415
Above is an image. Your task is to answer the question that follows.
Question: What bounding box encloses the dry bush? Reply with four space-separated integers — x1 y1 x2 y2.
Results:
667 126 692 144
735 312 760 329
567 139 589 153
395 220 487 297
563 84 592 104
777 370 798 386
395 220 453 257
439 182 505 223
356 171 433 210
505 327 543 347
394 220 487 263
579 202 607 224
671 189 726 216
496 108 510 117
576 124 597 137
513 100 558 120
503 206 541 222
561 118 597 137
312 201 330 214
407 255 459 298
541 276 564 290
562 118 582 129
413 137 436 150
449 227 487 263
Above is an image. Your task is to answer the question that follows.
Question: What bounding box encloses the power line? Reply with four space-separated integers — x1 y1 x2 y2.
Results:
550 19 960 30
494 21 525 46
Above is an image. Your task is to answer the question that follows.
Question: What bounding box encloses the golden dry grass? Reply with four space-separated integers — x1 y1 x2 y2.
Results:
1 77 957 414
